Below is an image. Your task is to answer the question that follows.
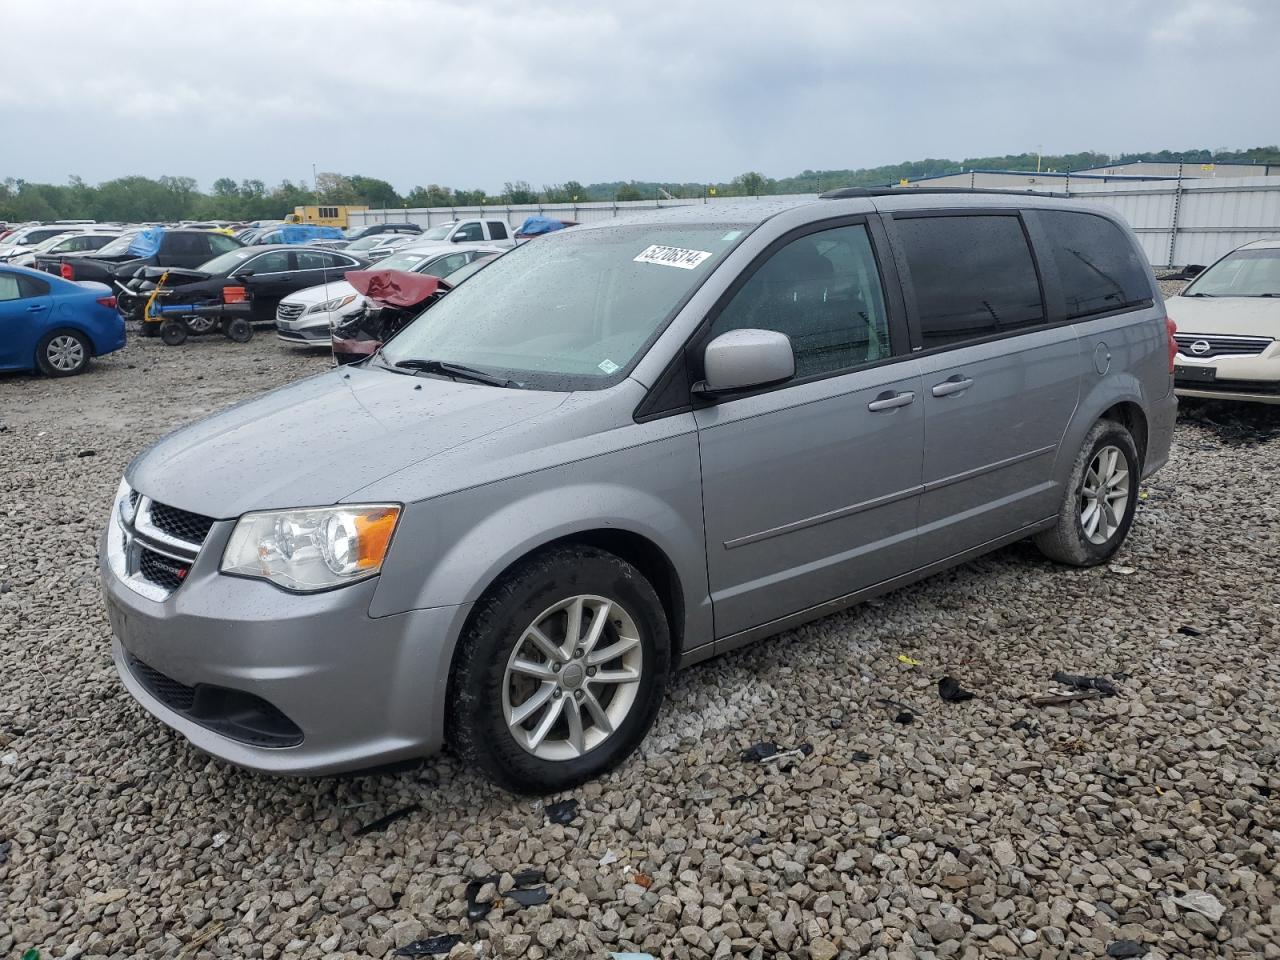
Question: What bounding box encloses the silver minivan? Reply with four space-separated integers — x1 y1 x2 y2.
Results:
101 190 1177 792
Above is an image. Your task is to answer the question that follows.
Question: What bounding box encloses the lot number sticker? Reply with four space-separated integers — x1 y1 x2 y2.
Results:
634 244 712 269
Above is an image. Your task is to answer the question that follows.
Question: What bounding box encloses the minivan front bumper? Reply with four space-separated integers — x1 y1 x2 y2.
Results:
100 516 471 775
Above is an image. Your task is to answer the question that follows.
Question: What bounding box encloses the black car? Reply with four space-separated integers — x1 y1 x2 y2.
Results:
344 222 422 242
125 244 369 327
38 229 245 292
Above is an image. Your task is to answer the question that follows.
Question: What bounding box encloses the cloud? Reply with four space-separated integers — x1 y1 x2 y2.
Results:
1 0 1275 191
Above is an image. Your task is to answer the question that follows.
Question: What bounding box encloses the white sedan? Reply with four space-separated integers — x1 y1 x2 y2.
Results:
1170 238 1280 404
275 245 504 345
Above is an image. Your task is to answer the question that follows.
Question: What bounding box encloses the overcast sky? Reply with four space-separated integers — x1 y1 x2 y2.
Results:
2 0 1276 193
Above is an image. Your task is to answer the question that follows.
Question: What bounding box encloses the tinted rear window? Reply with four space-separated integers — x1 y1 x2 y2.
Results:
1040 211 1151 318
896 215 1044 349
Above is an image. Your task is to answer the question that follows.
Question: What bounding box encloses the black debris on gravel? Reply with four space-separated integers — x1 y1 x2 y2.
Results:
353 803 420 836
545 798 578 825
1050 671 1118 697
394 933 462 956
938 676 976 703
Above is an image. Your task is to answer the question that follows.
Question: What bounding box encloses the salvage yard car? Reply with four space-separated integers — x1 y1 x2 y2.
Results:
408 218 515 249
1169 238 1280 403
0 263 125 376
102 190 1176 792
329 255 498 363
125 244 369 328
42 228 246 316
0 223 96 261
275 245 503 346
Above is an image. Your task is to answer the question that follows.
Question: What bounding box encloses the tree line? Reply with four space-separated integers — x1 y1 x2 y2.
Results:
4 146 1277 223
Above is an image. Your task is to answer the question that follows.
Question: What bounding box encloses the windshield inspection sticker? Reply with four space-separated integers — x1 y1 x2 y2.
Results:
634 244 712 269
598 358 620 374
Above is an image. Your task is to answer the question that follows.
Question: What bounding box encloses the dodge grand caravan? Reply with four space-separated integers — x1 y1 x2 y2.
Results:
102 190 1177 793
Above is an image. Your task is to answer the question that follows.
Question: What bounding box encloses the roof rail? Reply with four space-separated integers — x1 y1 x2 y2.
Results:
819 186 1070 200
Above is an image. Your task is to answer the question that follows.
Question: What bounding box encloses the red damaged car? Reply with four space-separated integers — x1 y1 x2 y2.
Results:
332 255 497 364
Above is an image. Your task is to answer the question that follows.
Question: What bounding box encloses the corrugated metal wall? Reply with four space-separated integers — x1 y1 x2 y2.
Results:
352 177 1280 268
1068 178 1280 266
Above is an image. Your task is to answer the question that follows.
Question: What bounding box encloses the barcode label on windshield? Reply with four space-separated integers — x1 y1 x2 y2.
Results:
634 245 712 269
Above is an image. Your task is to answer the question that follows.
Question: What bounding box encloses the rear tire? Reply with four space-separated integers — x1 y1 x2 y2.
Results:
35 329 91 377
448 546 670 794
1034 419 1140 566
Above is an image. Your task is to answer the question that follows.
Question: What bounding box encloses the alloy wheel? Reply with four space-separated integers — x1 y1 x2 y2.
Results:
1080 444 1130 544
502 594 643 761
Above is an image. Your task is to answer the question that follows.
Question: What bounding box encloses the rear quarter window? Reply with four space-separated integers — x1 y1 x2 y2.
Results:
1039 211 1151 318
19 275 50 297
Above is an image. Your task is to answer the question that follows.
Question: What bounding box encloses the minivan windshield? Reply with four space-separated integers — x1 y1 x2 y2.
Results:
1185 247 1280 297
381 224 745 389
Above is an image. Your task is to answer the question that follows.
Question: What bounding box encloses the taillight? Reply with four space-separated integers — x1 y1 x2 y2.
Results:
97 296 117 309
60 263 74 281
1166 316 1177 373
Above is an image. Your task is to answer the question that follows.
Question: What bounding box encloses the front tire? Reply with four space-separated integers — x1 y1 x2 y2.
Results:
1035 419 1140 566
448 546 670 794
35 329 91 377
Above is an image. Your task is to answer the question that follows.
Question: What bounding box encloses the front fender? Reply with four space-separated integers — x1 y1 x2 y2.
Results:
369 430 712 650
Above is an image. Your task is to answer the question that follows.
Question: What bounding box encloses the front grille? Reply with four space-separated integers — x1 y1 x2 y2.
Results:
276 302 305 322
148 502 216 545
139 548 190 591
128 655 196 711
128 489 140 511
1175 333 1273 359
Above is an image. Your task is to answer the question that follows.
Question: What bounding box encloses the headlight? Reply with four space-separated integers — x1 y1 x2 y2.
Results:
306 294 356 315
114 478 134 524
221 504 400 593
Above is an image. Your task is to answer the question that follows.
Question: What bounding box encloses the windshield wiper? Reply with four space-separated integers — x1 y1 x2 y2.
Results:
392 358 516 387
1182 292 1215 297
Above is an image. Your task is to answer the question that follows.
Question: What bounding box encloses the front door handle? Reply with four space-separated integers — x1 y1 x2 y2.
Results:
931 376 974 397
27 304 46 312
867 390 916 412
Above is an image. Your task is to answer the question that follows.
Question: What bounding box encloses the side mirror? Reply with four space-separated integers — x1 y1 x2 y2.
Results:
451 234 468 242
1182 264 1206 279
234 270 254 279
696 329 794 396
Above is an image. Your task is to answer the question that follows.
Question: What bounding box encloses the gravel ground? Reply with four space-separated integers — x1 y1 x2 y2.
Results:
1 312 1278 960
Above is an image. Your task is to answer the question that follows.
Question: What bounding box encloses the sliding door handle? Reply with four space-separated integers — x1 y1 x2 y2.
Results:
867 390 916 412
931 377 974 397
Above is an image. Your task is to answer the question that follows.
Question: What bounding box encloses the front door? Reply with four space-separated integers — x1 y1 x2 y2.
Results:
236 250 295 321
886 212 1081 561
696 221 924 639
0 270 51 369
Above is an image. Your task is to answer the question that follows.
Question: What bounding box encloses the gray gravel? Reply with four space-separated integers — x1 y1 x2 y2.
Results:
2 317 1278 960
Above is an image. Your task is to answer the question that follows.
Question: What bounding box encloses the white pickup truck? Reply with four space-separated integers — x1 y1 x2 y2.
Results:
412 219 515 249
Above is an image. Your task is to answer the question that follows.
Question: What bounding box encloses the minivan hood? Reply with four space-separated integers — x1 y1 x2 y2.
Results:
1169 295 1280 339
128 366 569 518
283 278 358 306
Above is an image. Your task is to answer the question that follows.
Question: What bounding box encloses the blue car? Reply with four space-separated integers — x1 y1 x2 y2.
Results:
0 263 126 376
